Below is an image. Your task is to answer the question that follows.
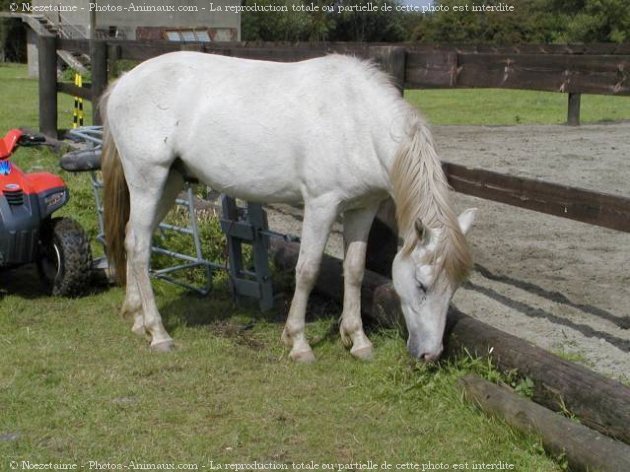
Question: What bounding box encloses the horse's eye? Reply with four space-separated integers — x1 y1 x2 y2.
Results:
417 282 427 293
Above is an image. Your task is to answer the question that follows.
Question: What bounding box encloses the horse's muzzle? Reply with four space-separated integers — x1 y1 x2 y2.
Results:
408 342 443 363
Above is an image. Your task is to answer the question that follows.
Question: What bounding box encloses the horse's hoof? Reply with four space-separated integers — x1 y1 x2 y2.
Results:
150 340 174 353
351 345 374 361
290 349 316 363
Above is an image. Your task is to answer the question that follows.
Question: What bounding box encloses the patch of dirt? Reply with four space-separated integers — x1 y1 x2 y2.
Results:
434 123 630 383
265 122 630 383
208 320 265 351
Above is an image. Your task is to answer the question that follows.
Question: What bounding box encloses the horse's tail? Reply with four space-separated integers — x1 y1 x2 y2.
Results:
100 86 129 286
390 111 472 285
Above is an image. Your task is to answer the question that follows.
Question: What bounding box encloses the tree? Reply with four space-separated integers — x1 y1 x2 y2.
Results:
409 0 629 44
241 0 408 42
1 0 10 60
561 0 630 42
241 0 327 41
327 0 408 42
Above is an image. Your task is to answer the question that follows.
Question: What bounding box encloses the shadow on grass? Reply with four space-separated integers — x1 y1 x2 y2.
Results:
158 280 345 350
1 262 112 301
0 265 48 300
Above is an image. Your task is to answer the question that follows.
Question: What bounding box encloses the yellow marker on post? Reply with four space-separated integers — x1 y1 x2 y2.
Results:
73 73 84 128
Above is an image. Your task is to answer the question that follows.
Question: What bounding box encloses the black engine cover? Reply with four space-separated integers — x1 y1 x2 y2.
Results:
0 189 43 266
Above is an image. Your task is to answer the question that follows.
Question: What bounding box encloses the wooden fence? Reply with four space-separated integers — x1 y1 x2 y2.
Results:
36 37 630 236
40 38 630 129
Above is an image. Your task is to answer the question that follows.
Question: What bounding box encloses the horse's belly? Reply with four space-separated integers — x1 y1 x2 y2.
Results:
181 156 302 203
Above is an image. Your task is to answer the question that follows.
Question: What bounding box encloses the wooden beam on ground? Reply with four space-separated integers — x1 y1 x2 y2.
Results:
270 240 385 318
459 375 630 472
269 239 630 444
442 161 630 233
365 201 398 278
372 282 630 445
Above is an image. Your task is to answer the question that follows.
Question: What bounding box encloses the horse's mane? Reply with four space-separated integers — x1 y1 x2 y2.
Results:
389 110 472 285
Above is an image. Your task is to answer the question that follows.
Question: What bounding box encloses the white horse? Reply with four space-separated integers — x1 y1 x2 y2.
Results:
101 52 476 362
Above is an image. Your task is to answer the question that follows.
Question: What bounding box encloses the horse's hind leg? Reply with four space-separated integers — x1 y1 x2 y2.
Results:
340 205 379 360
126 171 184 339
281 197 338 362
124 166 182 351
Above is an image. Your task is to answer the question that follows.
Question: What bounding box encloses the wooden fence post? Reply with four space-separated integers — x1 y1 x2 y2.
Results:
568 92 581 126
107 43 122 79
38 35 58 139
90 40 108 125
369 45 407 94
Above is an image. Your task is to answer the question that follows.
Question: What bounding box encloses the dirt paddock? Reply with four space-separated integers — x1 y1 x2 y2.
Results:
267 122 630 382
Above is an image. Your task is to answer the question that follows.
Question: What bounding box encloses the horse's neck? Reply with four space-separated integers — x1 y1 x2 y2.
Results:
388 108 453 235
374 103 419 185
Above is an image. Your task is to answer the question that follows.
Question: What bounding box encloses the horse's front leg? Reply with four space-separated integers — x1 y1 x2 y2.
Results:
282 197 338 362
340 205 379 360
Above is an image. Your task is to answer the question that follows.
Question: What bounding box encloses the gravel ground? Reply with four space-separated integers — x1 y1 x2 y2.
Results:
265 122 630 382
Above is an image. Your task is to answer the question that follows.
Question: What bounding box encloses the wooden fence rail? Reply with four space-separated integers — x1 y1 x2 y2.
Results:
42 38 630 131
443 162 630 233
406 51 630 94
49 39 630 98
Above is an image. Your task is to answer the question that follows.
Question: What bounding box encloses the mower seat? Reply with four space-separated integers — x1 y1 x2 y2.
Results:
60 148 102 172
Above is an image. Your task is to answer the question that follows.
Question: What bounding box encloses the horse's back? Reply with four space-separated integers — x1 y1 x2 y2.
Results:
106 52 402 204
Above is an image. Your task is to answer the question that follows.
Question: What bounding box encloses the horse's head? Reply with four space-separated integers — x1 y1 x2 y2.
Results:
392 208 477 362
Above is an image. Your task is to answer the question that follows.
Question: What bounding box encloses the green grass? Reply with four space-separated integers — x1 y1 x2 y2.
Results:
406 88 630 125
0 286 559 468
0 63 580 468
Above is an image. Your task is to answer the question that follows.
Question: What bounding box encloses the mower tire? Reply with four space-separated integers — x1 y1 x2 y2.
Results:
38 217 92 296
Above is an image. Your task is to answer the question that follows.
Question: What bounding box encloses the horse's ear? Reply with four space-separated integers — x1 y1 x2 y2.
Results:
458 208 478 235
415 220 434 246
414 219 424 241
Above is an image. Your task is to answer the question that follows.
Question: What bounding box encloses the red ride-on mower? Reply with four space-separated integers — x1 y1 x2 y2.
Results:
0 129 91 296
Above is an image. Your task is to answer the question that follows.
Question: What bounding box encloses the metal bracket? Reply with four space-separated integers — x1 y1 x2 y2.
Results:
220 196 274 312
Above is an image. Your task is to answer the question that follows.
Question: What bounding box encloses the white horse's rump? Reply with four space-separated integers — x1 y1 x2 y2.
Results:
102 52 476 362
